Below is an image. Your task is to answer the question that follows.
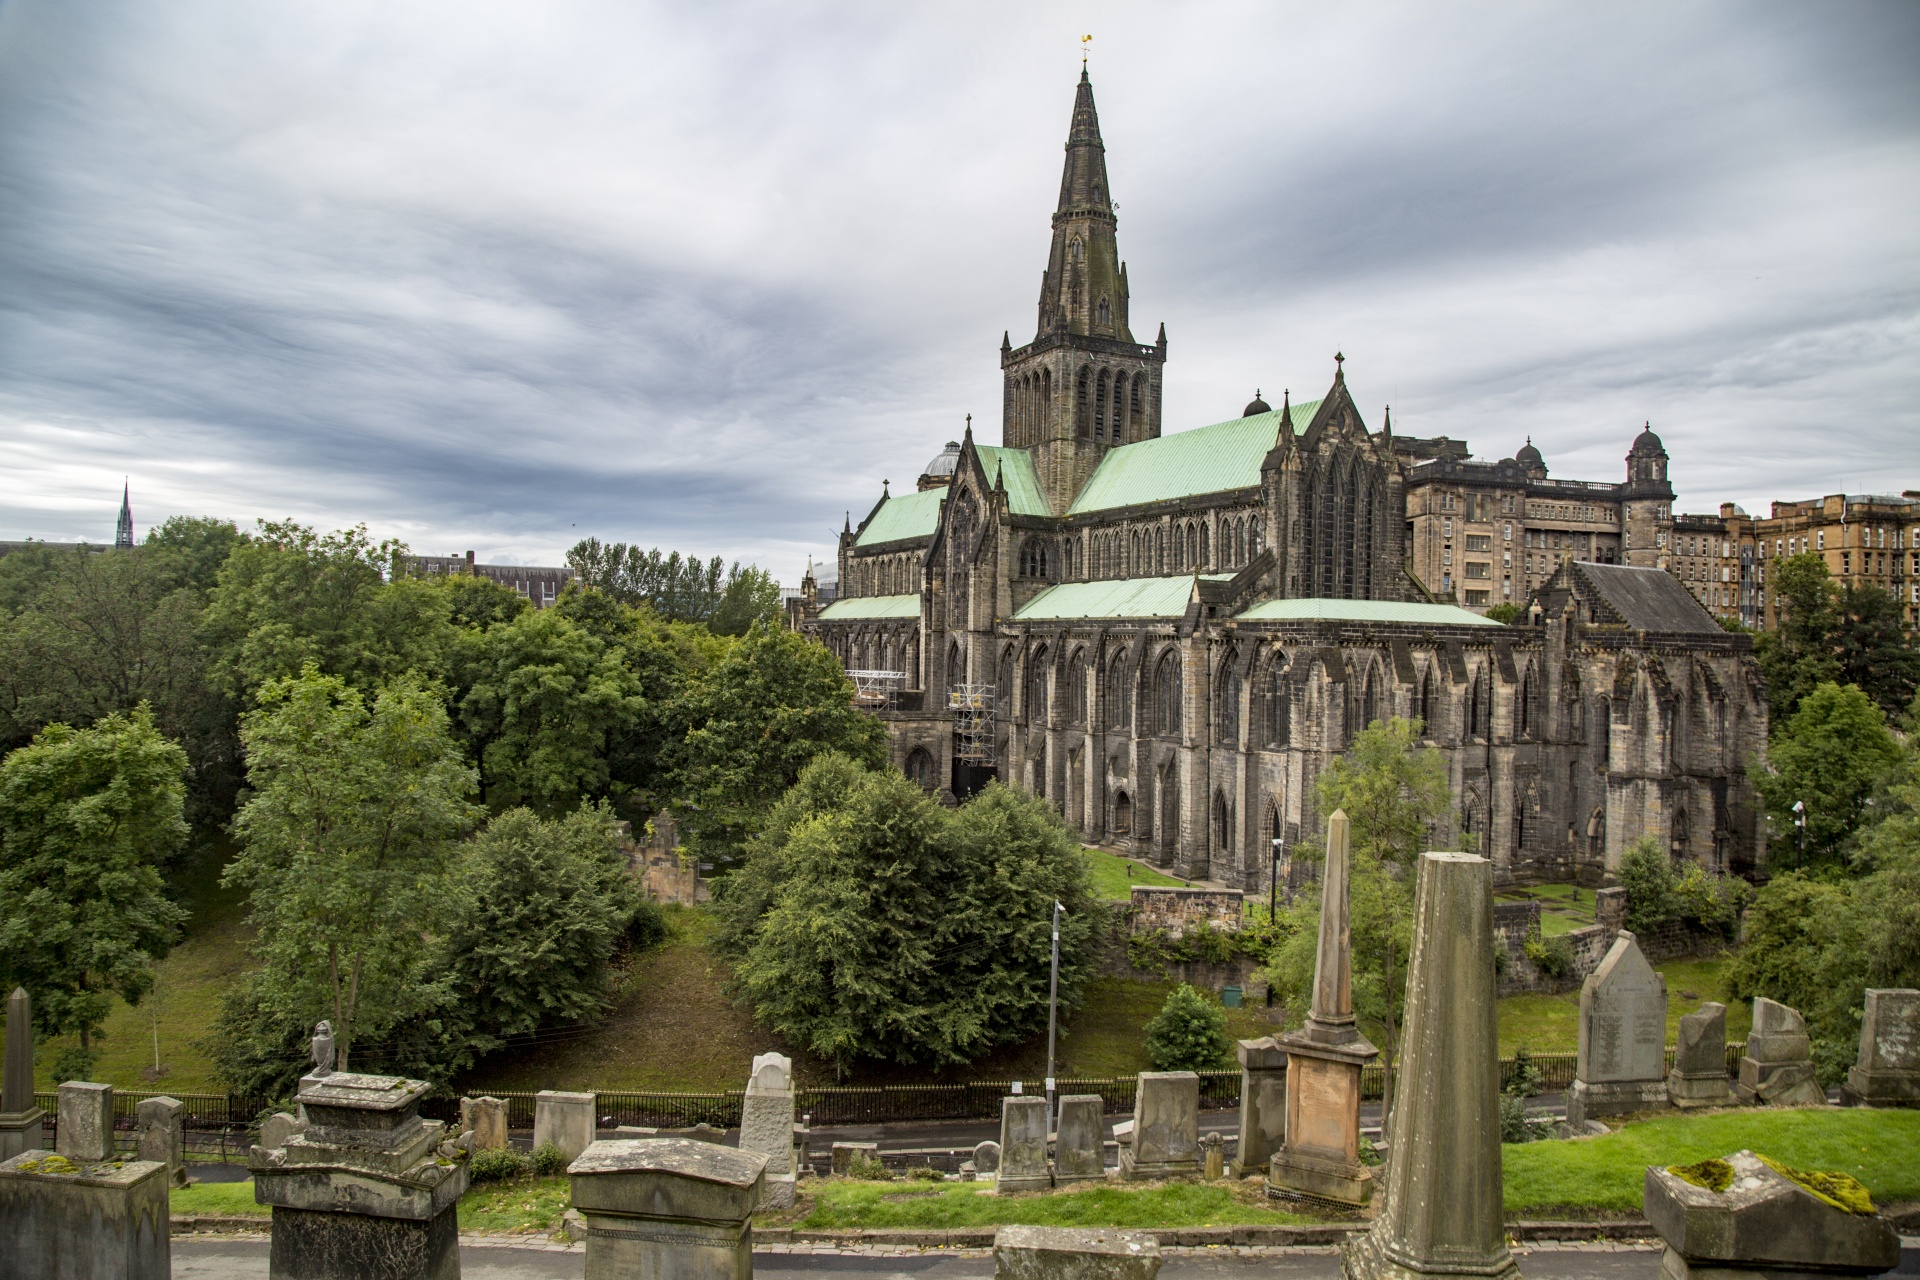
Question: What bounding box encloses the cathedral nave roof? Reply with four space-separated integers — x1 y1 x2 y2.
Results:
817 593 922 620
1067 400 1323 515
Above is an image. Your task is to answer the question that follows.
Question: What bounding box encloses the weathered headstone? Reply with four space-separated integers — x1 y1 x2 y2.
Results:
534 1090 596 1162
1644 1148 1899 1280
1268 810 1379 1205
1118 1073 1198 1180
830 1141 877 1175
136 1095 186 1187
0 1145 170 1279
1566 930 1669 1126
1200 1132 1224 1182
0 988 45 1161
739 1051 797 1209
57 1081 115 1163
258 1112 303 1153
568 1138 767 1280
993 1226 1161 1280
1734 998 1824 1107
458 1096 508 1151
973 1140 1001 1175
250 1068 470 1280
1054 1095 1105 1183
1844 988 1919 1107
1345 852 1520 1280
1668 1003 1734 1108
1231 1037 1286 1177
995 1095 1051 1192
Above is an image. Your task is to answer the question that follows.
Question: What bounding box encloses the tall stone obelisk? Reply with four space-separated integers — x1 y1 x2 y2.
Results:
0 987 46 1160
1345 852 1519 1280
1268 810 1379 1205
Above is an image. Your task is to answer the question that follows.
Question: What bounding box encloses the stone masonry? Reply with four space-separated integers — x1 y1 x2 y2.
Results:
534 1091 596 1164
1054 1095 1105 1184
1567 930 1669 1125
1232 1037 1287 1178
568 1138 766 1280
1644 1149 1899 1280
1734 999 1823 1107
1119 1073 1199 1181
996 1096 1051 1193
135 1095 186 1187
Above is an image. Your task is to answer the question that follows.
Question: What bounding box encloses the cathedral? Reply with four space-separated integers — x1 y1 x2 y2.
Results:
789 72 1767 890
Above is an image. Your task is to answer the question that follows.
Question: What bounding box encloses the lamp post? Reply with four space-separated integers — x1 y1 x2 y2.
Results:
1045 900 1063 1127
1267 836 1284 1007
1791 799 1806 866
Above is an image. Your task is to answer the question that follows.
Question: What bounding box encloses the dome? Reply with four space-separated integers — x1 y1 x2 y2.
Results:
923 441 961 478
1515 437 1544 469
1630 423 1665 455
1243 389 1272 417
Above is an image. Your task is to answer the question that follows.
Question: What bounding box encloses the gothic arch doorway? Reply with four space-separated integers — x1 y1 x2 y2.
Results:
1113 790 1133 836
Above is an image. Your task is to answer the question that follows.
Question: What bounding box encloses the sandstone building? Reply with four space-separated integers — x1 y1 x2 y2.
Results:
792 72 1767 888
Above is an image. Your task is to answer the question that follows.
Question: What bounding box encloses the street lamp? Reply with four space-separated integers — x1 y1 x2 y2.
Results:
1267 837 1284 1008
1791 800 1806 865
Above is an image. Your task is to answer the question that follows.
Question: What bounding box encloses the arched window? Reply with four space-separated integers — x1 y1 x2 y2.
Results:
1095 369 1109 438
1415 667 1434 736
1154 650 1182 735
1097 296 1111 327
1216 657 1241 743
1026 646 1050 723
1200 522 1211 568
1468 671 1485 739
1020 538 1051 578
1155 527 1166 573
1130 377 1143 431
948 640 964 686
1671 808 1690 859
1067 657 1089 726
1106 659 1132 731
1266 658 1291 746
1113 790 1133 835
1112 373 1129 440
904 748 936 791
1076 366 1091 437
1518 666 1538 739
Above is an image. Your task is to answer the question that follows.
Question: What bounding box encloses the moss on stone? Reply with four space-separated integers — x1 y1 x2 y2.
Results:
1757 1153 1877 1216
1668 1158 1734 1193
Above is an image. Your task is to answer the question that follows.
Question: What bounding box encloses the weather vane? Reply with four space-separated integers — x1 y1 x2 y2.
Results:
1082 34 1092 66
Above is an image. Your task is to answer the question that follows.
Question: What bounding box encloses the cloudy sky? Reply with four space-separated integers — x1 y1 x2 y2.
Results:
1 2 1915 582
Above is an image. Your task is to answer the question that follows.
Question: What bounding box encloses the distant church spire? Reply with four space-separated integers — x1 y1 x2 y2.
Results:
115 482 134 549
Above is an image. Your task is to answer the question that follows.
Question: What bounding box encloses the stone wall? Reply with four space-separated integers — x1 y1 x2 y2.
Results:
1496 903 1729 997
1129 886 1244 937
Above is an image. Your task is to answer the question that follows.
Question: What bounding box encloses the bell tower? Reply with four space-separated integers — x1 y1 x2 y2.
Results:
1001 71 1166 515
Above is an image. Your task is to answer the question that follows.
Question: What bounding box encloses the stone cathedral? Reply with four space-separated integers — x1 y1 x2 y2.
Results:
791 72 1767 890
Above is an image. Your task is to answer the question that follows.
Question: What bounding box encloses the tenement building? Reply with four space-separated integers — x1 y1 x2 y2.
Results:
792 72 1768 889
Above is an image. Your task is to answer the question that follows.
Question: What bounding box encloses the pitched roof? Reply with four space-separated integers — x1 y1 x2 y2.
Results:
1014 573 1231 621
1233 598 1501 627
1067 400 1323 514
974 445 1051 516
818 593 922 620
1560 562 1724 634
854 488 945 547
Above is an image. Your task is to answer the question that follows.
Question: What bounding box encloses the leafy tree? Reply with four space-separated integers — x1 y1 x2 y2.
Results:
671 624 885 862
1754 552 1841 723
0 706 189 1079
1317 717 1451 867
711 566 782 636
1484 602 1523 625
1835 585 1920 719
143 516 246 596
1144 983 1232 1071
434 574 531 631
1755 682 1902 872
567 539 784 632
1616 836 1679 932
222 668 479 1073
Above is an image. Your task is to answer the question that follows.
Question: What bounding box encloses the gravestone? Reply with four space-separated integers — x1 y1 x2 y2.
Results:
1345 852 1520 1280
258 1112 303 1153
1053 1095 1105 1184
1118 1073 1198 1180
1734 998 1824 1107
1268 810 1379 1205
250 1067 470 1280
0 987 46 1161
973 1140 1001 1175
739 1052 797 1209
995 1095 1051 1192
1232 1037 1286 1178
1645 1148 1898 1280
1200 1132 1224 1182
57 1081 115 1163
458 1096 507 1152
993 1226 1161 1280
568 1138 766 1280
0 1145 170 1279
830 1141 877 1175
136 1095 186 1187
534 1090 596 1163
1844 988 1919 1107
1566 930 1669 1126
1668 1003 1734 1108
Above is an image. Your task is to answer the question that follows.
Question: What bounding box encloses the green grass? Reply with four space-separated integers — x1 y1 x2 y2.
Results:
457 1175 573 1233
1054 979 1276 1078
1497 883 1598 939
1083 849 1188 901
1498 955 1749 1055
795 1179 1313 1229
171 1179 270 1217
1503 1108 1920 1216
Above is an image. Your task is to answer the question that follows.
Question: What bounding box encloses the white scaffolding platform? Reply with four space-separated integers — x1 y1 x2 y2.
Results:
949 683 997 764
846 669 908 710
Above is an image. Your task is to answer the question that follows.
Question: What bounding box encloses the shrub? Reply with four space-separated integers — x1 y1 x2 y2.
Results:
468 1146 531 1184
1498 1092 1534 1143
530 1142 568 1176
1673 864 1751 938
1506 1046 1545 1100
1144 983 1232 1071
1618 837 1680 932
1524 933 1575 981
846 1150 890 1180
906 1164 944 1181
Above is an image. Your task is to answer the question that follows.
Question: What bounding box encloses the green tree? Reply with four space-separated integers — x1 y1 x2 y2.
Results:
143 515 246 596
1755 682 1903 872
1316 717 1452 867
1616 836 1679 931
1484 602 1523 625
1754 553 1842 723
223 668 479 1072
1143 983 1232 1071
0 707 190 1079
711 566 782 636
1835 585 1920 719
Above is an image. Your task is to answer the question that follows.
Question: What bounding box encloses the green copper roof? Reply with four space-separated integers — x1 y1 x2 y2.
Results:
818 593 922 620
974 445 1052 516
1232 598 1501 627
1014 573 1232 621
1067 400 1322 515
854 488 945 547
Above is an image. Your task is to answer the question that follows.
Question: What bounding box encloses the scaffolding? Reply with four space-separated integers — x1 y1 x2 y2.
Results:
846 669 907 711
949 683 998 764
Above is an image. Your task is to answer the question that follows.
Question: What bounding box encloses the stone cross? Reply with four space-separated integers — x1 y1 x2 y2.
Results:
309 1021 335 1077
1669 1002 1734 1108
1845 988 1919 1107
1305 809 1357 1044
0 987 46 1161
1568 930 1670 1124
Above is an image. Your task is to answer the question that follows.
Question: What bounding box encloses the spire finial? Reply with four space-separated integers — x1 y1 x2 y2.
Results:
882 478 890 496
1333 351 1345 382
964 412 973 441
1081 33 1091 69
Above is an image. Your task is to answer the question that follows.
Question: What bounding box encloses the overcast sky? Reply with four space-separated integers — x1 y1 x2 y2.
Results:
2 2 1915 581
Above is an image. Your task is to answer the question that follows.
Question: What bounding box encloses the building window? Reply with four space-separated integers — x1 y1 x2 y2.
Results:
1466 588 1490 606
1465 562 1491 579
1020 538 1051 578
1444 519 1453 538
1502 496 1515 514
1818 531 1826 550
1466 534 1491 553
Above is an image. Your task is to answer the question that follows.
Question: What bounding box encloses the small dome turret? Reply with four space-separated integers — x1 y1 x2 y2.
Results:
917 441 962 491
1630 423 1666 456
1243 389 1271 417
1515 436 1546 477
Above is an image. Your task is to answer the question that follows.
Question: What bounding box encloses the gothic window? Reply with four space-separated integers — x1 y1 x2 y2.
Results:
1154 650 1182 736
1200 521 1210 568
1020 538 1051 578
1468 671 1485 739
1070 237 1084 261
1671 808 1690 859
1156 527 1166 573
1097 297 1111 327
1026 646 1050 723
1266 659 1291 746
948 640 963 686
1215 656 1240 743
905 747 935 791
1129 378 1143 432
1250 516 1261 553
1518 665 1538 739
1095 369 1110 438
1415 667 1434 735
1106 659 1131 731
1112 373 1128 440
1232 520 1245 566
1188 523 1199 568
1067 655 1089 725
1076 367 1091 437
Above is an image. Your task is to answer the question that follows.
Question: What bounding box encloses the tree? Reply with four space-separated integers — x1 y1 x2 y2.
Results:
1835 585 1920 719
1316 717 1452 868
1144 983 1232 1071
1616 836 1679 932
0 707 189 1079
1484 603 1523 625
1755 682 1902 872
711 566 782 636
1754 552 1841 724
670 624 885 862
223 668 479 1072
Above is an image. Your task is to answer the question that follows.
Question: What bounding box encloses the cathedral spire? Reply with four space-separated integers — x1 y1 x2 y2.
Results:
1035 72 1127 340
115 481 134 549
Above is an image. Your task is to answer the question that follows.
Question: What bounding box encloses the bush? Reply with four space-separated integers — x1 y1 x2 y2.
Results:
1673 863 1750 939
906 1164 944 1181
846 1150 890 1180
1524 933 1575 981
1498 1092 1535 1143
530 1142 568 1176
1144 983 1232 1071
1618 838 1680 932
1507 1046 1545 1100
468 1146 532 1184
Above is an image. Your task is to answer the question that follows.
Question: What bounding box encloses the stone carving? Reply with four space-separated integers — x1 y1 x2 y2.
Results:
568 1138 768 1280
1734 998 1824 1107
740 1051 797 1209
1844 988 1919 1107
57 1081 115 1163
533 1090 596 1163
1668 1003 1734 1108
1567 930 1669 1125
1119 1073 1198 1180
1232 1037 1286 1178
1644 1148 1898 1280
1345 852 1519 1280
136 1095 187 1187
993 1226 1162 1280
996 1095 1051 1193
309 1020 335 1078
1053 1095 1104 1184
0 987 46 1161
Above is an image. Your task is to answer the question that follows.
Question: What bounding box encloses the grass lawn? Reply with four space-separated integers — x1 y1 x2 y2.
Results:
788 1178 1315 1229
1049 978 1275 1079
1497 954 1750 1055
171 1179 269 1217
1504 1107 1920 1216
457 1175 573 1233
1083 849 1188 902
1496 883 1598 938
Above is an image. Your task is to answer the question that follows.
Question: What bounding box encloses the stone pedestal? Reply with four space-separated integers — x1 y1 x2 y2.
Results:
250 1071 470 1280
993 1226 1162 1280
135 1096 186 1187
568 1138 766 1280
1232 1037 1287 1178
57 1082 116 1163
0 1149 170 1279
1344 853 1518 1280
1668 1003 1734 1109
0 987 46 1162
995 1096 1051 1192
1268 1040 1377 1206
535 1090 596 1163
739 1053 797 1209
1733 999 1823 1107
1843 988 1919 1107
1054 1095 1105 1183
1118 1072 1198 1181
1566 931 1669 1126
458 1097 507 1151
1644 1149 1899 1280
